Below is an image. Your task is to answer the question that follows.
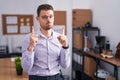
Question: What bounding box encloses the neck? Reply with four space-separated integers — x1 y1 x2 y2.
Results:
40 28 52 38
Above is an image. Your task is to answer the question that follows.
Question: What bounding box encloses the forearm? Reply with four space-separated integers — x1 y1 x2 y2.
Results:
21 50 34 73
59 48 71 69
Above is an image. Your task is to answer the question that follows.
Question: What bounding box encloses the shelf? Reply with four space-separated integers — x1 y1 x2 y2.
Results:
72 26 100 80
72 47 83 56
73 27 100 36
82 27 100 30
73 27 99 30
72 69 93 80
72 60 83 71
0 52 22 58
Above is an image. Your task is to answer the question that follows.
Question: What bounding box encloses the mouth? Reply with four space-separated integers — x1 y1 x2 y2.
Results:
46 22 53 26
46 24 51 27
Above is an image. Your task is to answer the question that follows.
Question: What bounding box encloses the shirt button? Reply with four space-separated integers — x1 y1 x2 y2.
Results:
45 68 49 70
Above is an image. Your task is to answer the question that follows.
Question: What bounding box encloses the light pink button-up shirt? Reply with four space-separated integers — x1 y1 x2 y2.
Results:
21 29 70 76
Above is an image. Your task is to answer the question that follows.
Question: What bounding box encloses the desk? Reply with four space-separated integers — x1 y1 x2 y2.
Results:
0 58 28 80
0 52 22 58
84 51 120 80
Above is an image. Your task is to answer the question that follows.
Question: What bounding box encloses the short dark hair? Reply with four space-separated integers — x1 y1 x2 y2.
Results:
37 4 54 16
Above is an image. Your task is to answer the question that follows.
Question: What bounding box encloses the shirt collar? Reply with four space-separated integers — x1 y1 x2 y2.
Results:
36 29 55 39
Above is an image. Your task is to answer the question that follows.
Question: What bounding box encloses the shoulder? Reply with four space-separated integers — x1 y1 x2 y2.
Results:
53 31 61 37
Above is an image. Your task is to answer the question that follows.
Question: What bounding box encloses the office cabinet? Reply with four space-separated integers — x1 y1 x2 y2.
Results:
72 27 100 80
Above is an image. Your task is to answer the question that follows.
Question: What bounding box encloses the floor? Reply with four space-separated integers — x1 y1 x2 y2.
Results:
0 58 28 80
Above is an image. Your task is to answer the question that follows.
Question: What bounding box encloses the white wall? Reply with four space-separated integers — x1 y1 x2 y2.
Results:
0 0 91 80
73 0 91 9
91 0 120 53
90 0 120 79
2 0 119 80
0 0 48 52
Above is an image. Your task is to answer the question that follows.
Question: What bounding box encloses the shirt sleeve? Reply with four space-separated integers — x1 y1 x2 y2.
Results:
59 48 71 69
21 35 35 73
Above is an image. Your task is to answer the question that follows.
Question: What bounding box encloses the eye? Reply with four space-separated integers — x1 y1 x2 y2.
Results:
41 16 47 19
49 15 54 18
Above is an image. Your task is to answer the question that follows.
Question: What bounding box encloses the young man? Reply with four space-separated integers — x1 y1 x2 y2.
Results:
21 4 70 80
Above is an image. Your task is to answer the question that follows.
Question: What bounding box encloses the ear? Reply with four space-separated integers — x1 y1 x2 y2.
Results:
36 16 39 21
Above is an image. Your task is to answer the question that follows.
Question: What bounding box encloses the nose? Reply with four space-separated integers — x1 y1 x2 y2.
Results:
47 17 54 22
47 17 51 21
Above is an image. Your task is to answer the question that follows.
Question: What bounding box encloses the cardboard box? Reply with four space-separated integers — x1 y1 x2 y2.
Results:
106 77 116 80
73 20 92 28
84 56 96 79
73 33 92 49
73 9 91 16
73 33 83 49
73 21 89 28
73 15 92 22
72 9 92 29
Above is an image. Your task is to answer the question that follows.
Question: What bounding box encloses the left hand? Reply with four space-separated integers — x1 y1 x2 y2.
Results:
57 26 68 47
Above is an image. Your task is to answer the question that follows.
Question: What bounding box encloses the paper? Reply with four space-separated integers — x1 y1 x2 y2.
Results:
78 56 83 65
7 25 18 33
6 16 17 24
73 53 78 62
20 26 30 33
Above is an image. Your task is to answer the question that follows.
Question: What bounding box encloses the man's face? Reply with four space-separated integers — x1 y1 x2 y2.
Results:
36 10 54 30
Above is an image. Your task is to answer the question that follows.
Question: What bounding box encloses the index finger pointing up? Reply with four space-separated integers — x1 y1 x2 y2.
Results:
32 26 34 35
62 26 65 35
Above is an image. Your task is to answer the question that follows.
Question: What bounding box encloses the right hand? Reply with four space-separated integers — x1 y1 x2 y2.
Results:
28 26 39 52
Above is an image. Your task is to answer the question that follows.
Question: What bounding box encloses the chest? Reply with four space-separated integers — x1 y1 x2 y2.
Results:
34 38 61 59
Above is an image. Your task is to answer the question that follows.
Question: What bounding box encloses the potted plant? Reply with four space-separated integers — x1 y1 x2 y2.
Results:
15 56 23 75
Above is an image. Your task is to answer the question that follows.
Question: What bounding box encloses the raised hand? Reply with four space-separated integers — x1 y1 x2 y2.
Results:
57 26 68 47
28 26 39 52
